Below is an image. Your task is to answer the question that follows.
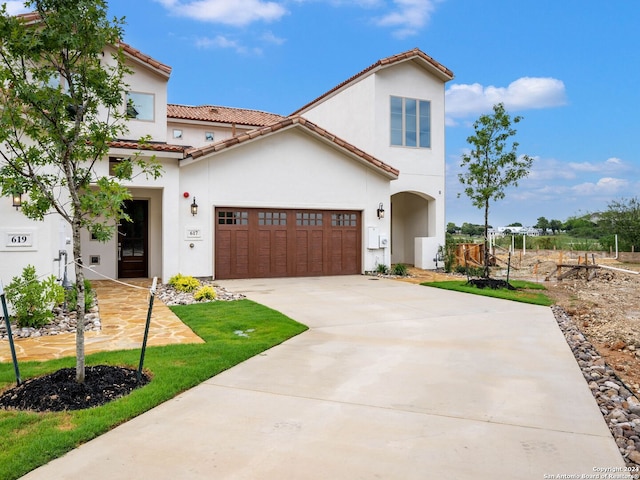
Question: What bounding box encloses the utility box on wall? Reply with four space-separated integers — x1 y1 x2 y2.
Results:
367 227 379 249
378 234 389 248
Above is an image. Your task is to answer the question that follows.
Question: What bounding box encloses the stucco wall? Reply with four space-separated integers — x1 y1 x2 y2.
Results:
178 127 392 277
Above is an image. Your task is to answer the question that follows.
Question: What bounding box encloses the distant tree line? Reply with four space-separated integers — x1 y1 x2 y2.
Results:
448 197 640 252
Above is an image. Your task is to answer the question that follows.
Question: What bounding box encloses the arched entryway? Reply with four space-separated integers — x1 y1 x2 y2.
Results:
390 191 438 268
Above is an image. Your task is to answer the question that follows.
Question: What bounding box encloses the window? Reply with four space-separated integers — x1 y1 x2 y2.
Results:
258 212 287 226
217 211 248 225
108 157 124 176
331 213 357 227
173 129 183 139
296 212 323 226
126 92 154 121
205 132 214 142
390 96 431 148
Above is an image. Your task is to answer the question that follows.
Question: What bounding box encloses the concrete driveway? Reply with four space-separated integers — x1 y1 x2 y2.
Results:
22 276 624 479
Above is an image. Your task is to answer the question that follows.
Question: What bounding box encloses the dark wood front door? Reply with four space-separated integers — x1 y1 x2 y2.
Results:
118 200 148 278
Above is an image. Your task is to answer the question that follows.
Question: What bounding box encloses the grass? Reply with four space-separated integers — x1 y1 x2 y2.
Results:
0 300 307 480
420 279 554 306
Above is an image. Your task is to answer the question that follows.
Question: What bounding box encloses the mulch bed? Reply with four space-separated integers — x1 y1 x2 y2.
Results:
467 278 515 290
0 365 149 412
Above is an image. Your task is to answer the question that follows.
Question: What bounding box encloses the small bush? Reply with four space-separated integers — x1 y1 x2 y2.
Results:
392 263 408 276
375 263 389 274
65 279 95 312
455 265 485 277
168 273 200 293
4 265 65 328
194 286 216 302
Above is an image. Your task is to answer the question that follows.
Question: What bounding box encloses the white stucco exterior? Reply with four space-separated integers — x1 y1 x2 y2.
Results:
296 55 451 268
0 46 451 285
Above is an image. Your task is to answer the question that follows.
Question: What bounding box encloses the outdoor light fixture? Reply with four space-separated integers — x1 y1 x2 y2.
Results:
190 197 198 216
377 202 385 219
12 192 22 210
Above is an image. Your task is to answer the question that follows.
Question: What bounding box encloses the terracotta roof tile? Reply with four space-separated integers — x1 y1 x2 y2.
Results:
186 116 399 179
167 104 285 127
109 140 186 154
15 13 172 77
292 48 454 115
118 42 172 76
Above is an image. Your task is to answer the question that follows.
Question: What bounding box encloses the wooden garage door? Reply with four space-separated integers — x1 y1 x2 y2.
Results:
215 208 361 279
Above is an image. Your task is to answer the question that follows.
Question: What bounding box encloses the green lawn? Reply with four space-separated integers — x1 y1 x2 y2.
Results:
420 279 554 306
0 300 307 480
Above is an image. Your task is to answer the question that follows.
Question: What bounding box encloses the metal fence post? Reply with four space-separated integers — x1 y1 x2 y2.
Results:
137 277 157 382
0 282 21 385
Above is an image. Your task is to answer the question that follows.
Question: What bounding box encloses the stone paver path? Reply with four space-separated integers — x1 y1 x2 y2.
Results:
0 279 203 362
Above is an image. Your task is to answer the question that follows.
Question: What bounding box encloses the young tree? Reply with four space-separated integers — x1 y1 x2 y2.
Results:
0 0 162 383
458 103 533 277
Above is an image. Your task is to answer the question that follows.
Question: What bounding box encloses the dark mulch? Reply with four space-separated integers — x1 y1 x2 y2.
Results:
0 365 149 412
467 278 516 290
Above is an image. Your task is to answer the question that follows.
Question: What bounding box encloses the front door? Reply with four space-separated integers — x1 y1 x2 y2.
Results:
118 200 148 278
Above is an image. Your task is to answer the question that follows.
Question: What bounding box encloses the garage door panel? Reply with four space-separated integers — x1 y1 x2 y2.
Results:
296 229 324 276
257 229 288 276
216 208 360 279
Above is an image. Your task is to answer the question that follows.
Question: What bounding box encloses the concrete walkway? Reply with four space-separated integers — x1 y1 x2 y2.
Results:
21 276 625 479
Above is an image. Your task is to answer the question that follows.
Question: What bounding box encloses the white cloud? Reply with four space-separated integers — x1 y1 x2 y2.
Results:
3 1 29 14
374 0 440 38
526 157 577 182
261 30 286 45
571 177 629 196
568 157 628 173
446 77 567 122
153 0 288 26
196 35 264 54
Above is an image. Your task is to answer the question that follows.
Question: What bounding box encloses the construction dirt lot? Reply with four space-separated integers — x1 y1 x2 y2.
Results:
400 251 640 398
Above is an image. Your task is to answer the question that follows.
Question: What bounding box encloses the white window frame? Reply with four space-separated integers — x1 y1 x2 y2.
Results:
390 96 431 149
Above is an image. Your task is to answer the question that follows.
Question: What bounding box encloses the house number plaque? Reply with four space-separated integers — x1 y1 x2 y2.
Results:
5 232 33 247
185 228 202 241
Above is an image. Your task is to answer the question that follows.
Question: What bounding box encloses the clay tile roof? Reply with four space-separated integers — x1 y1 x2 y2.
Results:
15 13 172 77
167 104 285 127
186 116 399 179
118 42 172 76
15 12 40 24
292 48 454 115
109 140 187 154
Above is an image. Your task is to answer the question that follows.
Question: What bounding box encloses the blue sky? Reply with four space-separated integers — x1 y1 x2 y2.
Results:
6 0 640 227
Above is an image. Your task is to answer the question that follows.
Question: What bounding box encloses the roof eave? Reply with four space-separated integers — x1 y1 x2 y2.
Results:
182 117 399 180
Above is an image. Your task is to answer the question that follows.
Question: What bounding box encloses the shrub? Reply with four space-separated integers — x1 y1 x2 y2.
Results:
455 265 485 277
392 263 408 276
194 285 216 302
375 263 389 274
65 279 95 312
4 265 65 328
168 273 200 293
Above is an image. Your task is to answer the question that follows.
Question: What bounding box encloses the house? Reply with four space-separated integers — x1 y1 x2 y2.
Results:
0 39 453 283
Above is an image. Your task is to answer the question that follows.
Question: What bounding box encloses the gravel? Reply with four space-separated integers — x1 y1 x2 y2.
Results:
554 305 640 468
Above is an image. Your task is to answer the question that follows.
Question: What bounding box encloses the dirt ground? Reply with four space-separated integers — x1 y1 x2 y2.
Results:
401 252 640 397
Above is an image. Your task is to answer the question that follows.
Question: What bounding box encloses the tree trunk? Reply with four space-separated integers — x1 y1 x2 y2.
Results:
483 200 490 278
72 217 86 384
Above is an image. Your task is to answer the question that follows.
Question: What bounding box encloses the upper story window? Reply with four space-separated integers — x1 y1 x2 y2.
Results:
126 92 154 121
205 132 214 142
173 129 183 139
390 96 431 148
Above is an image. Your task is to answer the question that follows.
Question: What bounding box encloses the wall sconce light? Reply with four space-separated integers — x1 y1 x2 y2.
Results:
377 202 385 219
190 197 198 216
12 192 22 210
